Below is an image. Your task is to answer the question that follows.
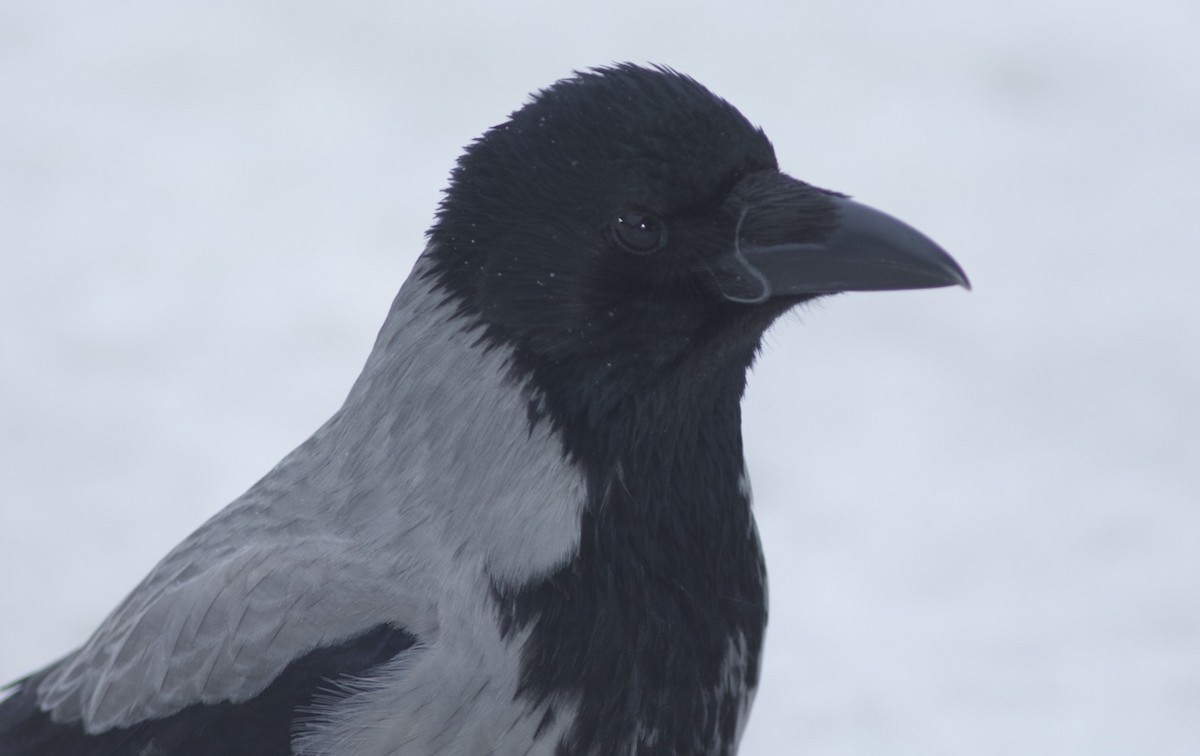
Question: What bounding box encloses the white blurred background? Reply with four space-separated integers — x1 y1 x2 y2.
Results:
1 2 1197 754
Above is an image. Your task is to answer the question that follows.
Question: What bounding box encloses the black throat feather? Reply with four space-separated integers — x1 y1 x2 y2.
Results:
491 318 772 756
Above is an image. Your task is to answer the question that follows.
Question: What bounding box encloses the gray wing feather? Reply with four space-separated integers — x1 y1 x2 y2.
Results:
33 257 587 740
38 539 435 732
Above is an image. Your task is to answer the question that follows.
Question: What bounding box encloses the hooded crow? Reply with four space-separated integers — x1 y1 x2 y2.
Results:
0 64 968 755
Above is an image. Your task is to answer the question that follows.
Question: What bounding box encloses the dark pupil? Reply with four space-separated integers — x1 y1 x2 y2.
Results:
615 211 661 253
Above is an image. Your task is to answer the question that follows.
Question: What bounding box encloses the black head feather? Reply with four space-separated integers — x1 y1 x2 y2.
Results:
425 64 828 387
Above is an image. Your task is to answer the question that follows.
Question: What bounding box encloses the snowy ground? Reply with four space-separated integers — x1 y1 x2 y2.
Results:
1 2 1197 754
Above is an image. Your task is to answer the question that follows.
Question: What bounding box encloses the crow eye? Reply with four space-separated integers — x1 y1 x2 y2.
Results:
612 210 667 254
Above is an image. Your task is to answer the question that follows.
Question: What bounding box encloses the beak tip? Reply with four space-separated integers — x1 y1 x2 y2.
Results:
946 263 972 292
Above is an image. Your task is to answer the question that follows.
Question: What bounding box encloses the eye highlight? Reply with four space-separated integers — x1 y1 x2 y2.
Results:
612 210 667 255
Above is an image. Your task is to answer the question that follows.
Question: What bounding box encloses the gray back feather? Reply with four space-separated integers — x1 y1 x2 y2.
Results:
37 250 588 734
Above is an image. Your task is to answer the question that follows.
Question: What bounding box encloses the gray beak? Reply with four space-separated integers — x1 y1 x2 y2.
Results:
713 175 970 304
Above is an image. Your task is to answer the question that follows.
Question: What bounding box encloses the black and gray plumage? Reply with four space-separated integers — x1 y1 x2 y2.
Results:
0 64 968 755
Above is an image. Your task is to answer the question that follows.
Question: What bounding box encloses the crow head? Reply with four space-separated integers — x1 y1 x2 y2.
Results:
427 64 967 410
